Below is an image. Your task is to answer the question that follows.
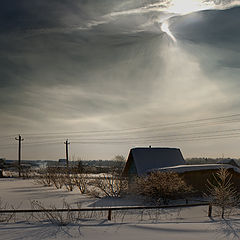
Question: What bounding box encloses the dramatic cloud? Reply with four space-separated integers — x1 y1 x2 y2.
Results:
1 1 240 159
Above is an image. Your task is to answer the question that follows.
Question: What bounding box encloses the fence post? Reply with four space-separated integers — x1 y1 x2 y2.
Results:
108 209 112 221
208 203 212 217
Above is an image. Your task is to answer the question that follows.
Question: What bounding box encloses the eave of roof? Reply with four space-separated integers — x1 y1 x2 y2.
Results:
147 164 240 174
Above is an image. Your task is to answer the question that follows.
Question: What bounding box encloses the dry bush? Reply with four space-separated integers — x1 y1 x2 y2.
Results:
91 174 128 198
62 173 75 191
207 168 239 218
21 167 34 179
35 167 53 186
30 200 76 226
72 173 88 194
48 167 65 189
35 167 66 189
0 198 15 223
133 171 192 205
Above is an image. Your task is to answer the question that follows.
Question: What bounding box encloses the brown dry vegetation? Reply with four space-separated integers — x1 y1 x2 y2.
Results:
207 168 240 218
133 171 192 204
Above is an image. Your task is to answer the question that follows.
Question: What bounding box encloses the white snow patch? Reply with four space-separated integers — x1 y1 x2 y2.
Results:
0 178 240 240
148 164 240 174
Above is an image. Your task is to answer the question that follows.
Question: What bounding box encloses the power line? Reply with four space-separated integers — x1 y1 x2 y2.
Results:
1 126 240 148
1 112 240 139
8 127 240 144
0 117 238 144
1 130 240 150
1 113 240 152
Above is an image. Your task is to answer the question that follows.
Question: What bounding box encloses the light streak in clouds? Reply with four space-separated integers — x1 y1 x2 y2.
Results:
161 21 176 42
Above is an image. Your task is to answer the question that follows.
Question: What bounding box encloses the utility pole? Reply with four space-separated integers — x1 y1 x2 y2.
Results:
15 135 24 177
64 139 70 168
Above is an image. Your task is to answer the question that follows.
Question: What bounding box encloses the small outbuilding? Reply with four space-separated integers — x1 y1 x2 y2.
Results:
122 147 185 178
149 164 240 194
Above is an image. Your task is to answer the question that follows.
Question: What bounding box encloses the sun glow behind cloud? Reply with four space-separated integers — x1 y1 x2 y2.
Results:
168 0 214 14
161 21 176 42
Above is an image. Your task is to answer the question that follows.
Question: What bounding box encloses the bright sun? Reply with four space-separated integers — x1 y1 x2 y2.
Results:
168 0 212 14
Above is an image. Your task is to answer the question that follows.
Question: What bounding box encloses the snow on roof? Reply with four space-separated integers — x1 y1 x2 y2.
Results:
147 164 240 174
130 147 186 175
217 159 239 166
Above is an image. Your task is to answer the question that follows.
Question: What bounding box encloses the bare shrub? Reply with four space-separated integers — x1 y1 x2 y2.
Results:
21 167 34 179
91 174 128 197
111 155 126 175
30 200 76 226
49 167 65 189
207 168 239 218
0 198 15 223
35 167 53 186
35 167 66 189
72 172 88 194
62 173 75 191
134 171 192 205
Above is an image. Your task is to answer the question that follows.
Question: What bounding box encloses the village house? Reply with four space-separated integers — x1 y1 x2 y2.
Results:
123 147 240 194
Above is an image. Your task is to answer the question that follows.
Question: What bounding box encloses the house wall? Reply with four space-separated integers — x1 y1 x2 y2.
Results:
180 169 240 195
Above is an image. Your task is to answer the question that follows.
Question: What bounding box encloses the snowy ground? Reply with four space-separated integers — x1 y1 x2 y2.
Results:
0 178 240 240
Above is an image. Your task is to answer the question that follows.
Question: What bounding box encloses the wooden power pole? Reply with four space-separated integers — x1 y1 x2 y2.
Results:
64 139 70 168
15 135 24 177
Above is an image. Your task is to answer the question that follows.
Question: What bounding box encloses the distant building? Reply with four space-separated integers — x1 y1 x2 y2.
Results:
58 159 67 166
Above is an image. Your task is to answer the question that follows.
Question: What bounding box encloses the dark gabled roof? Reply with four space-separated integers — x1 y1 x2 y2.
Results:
123 147 186 176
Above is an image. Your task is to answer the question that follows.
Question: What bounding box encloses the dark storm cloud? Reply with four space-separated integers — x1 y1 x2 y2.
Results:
170 6 240 46
0 0 167 89
0 0 119 33
0 0 170 134
0 0 167 33
169 6 240 70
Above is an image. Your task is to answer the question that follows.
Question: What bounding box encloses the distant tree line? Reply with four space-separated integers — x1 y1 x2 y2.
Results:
185 157 240 166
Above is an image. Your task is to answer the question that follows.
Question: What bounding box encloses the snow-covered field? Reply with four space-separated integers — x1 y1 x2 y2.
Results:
0 178 240 240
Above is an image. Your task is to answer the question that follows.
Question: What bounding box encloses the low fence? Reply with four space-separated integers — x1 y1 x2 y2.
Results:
0 202 213 221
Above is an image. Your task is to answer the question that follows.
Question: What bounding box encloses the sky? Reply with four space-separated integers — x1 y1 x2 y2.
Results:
1 0 240 161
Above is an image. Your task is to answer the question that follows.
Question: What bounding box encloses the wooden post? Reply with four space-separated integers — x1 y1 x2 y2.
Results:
208 203 212 217
15 135 24 177
64 139 70 168
108 209 112 221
